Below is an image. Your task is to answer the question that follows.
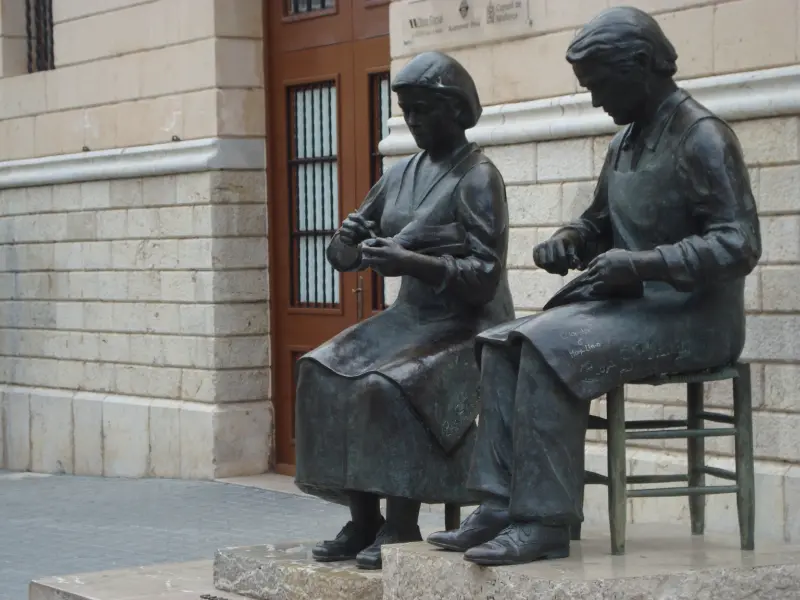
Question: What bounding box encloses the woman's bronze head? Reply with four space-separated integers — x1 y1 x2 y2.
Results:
566 6 678 125
391 51 482 151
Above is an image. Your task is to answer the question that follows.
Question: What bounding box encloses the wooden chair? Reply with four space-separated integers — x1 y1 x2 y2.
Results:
573 362 755 555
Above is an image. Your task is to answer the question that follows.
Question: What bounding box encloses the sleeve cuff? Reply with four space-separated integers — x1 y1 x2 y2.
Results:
432 256 456 295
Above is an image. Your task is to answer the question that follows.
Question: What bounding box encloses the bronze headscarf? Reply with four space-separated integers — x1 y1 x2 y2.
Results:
391 51 482 129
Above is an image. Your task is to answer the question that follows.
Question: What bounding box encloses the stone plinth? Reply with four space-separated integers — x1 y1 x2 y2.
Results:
382 527 800 600
28 526 800 600
214 542 382 600
212 527 800 600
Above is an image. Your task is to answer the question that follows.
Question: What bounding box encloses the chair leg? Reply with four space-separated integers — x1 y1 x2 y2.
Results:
687 381 705 535
733 363 755 551
606 386 627 555
444 504 461 531
571 425 588 542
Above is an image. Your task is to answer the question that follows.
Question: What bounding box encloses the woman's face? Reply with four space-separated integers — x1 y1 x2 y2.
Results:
397 88 461 151
572 59 648 126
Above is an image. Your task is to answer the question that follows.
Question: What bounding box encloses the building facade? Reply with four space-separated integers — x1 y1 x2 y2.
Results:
0 0 798 543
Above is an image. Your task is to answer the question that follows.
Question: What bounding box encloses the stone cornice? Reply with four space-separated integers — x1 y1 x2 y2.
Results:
379 65 800 156
0 137 266 189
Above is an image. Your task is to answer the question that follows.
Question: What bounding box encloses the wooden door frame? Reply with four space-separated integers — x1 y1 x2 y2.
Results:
267 45 361 474
263 1 390 475
264 2 285 474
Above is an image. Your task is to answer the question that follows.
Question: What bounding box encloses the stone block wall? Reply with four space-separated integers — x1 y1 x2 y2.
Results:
0 0 270 478
0 171 271 478
0 0 27 77
0 0 264 160
389 0 800 110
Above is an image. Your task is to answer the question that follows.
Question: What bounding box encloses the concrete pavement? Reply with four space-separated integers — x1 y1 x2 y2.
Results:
0 471 446 600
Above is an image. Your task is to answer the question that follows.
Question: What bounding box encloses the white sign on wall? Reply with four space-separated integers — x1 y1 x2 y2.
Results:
393 0 534 57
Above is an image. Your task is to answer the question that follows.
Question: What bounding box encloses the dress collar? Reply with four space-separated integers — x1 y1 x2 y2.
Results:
622 88 690 151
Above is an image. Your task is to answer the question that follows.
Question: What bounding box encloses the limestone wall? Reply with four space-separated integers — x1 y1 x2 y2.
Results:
0 0 270 478
0 0 264 160
389 0 800 109
0 0 27 77
384 0 800 543
0 171 270 478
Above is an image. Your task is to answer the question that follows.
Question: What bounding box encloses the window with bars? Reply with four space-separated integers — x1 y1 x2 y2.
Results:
369 72 391 311
287 81 340 308
286 0 335 16
25 0 54 73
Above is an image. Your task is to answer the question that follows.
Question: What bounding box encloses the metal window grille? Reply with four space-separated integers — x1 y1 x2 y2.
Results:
369 72 391 311
287 0 335 16
25 0 54 73
287 81 340 308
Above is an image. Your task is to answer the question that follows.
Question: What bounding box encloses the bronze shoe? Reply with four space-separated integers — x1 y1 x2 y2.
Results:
426 503 510 553
311 517 385 562
463 522 570 566
356 523 422 570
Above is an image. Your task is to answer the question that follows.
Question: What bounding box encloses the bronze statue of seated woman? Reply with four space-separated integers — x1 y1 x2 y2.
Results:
426 6 762 566
293 51 515 570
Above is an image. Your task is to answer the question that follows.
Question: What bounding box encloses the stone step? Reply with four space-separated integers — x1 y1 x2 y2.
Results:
31 526 800 600
214 542 382 600
29 560 247 600
213 525 800 600
383 527 800 600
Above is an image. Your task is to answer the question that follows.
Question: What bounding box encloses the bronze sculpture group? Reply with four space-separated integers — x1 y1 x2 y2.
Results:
294 6 762 569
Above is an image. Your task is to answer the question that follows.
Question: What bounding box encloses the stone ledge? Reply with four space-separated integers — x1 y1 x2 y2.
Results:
213 528 800 600
214 542 382 600
379 65 800 155
0 137 266 190
1 386 272 480
382 530 800 600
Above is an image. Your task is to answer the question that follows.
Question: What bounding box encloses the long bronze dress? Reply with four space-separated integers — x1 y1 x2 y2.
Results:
295 141 515 507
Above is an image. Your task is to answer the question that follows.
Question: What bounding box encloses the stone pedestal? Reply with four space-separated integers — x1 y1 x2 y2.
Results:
214 526 800 600
383 529 800 600
214 542 382 600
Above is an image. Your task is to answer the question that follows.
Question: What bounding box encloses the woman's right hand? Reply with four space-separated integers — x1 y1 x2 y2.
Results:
533 230 583 276
338 212 376 245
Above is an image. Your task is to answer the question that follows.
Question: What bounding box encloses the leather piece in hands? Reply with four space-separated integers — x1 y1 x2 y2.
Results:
543 270 644 311
391 221 470 257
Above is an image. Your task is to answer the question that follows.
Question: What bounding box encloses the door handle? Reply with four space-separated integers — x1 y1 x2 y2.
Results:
353 275 364 320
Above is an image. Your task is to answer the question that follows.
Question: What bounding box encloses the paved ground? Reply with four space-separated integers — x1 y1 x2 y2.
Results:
0 471 444 600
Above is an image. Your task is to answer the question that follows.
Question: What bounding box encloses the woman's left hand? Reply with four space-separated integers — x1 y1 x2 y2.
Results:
360 237 412 277
581 249 641 295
